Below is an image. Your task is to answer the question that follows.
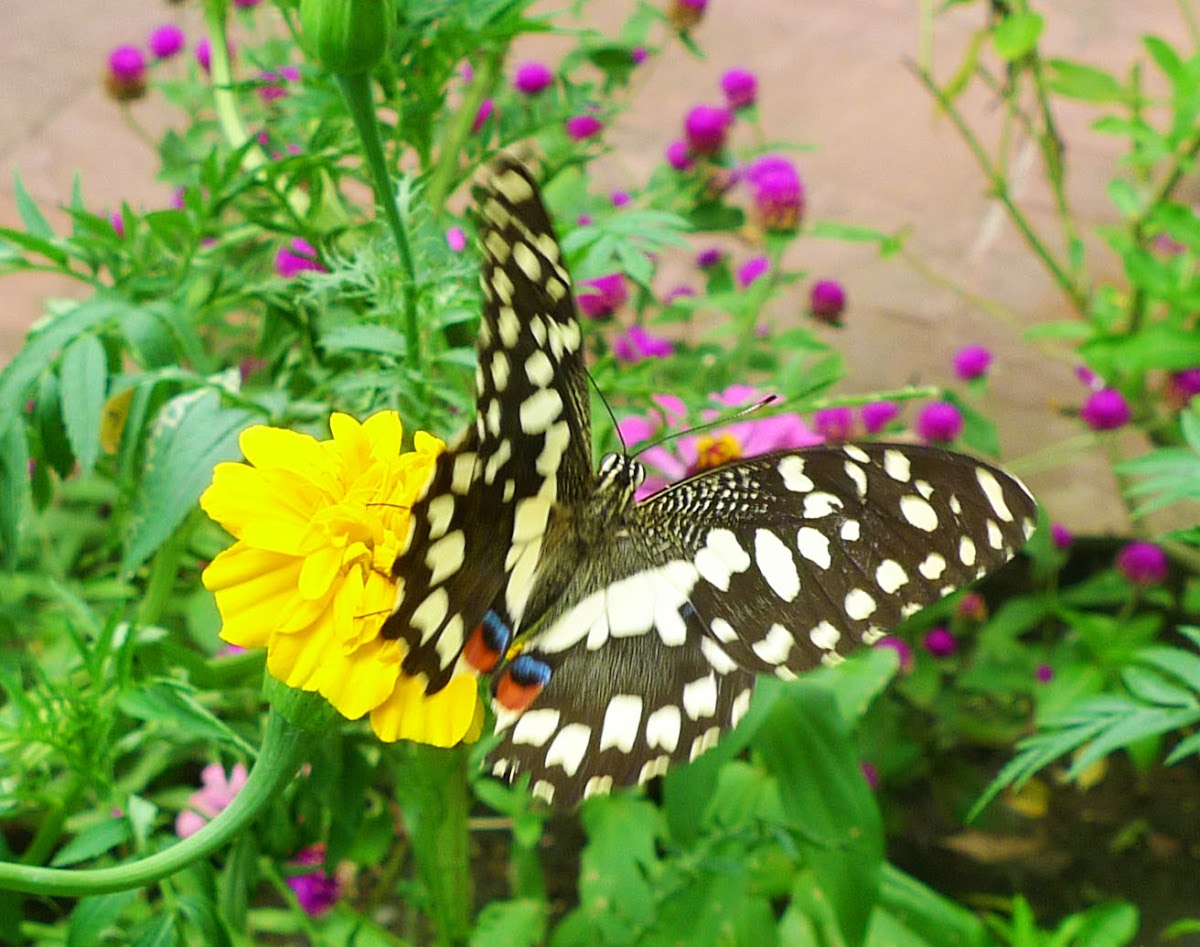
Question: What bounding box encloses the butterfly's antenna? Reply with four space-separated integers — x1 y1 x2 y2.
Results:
633 395 779 458
587 371 628 454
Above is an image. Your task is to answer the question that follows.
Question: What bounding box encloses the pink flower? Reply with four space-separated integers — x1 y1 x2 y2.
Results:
148 25 186 60
720 68 758 110
813 407 854 442
915 401 963 443
611 190 631 207
666 140 695 171
176 762 249 838
275 238 326 278
683 105 733 155
875 636 914 673
745 155 804 232
1166 368 1200 410
234 0 263 7
631 46 649 65
513 61 554 95
106 45 147 101
922 627 957 658
861 762 879 791
618 386 822 499
109 211 126 238
1080 388 1130 431
257 66 300 103
287 845 343 916
663 285 695 304
612 325 673 363
860 401 899 435
577 273 627 319
668 0 709 30
955 592 987 622
195 37 235 74
1035 664 1054 684
737 255 770 287
1116 542 1168 586
695 246 724 269
471 98 495 133
446 227 467 252
809 279 846 324
1075 364 1103 390
566 114 604 141
1050 522 1074 549
953 345 993 381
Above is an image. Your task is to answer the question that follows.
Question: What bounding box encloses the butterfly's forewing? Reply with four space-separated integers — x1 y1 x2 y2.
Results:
382 160 592 691
491 446 1036 805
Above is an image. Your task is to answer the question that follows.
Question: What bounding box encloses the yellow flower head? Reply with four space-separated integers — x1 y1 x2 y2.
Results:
200 411 484 747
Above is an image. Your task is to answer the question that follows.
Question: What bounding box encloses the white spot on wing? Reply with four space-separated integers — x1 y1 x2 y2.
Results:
599 695 643 752
844 588 877 621
751 623 795 665
900 494 939 532
883 449 911 482
512 708 561 747
796 526 832 568
959 535 977 566
874 559 909 594
919 552 947 580
524 349 554 388
700 636 738 675
545 723 591 777
426 530 466 585
694 528 752 591
809 621 841 651
778 455 814 492
425 494 455 541
682 673 718 720
840 519 861 542
804 492 843 518
645 705 681 752
844 461 868 498
755 529 801 602
987 519 1004 549
519 387 563 434
976 468 1014 522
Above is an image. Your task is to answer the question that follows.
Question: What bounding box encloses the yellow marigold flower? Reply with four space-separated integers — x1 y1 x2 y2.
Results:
200 411 484 747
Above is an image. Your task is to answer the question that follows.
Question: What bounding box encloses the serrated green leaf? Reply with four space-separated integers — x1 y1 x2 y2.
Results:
131 913 177 947
66 891 138 947
992 12 1043 61
50 819 132 867
0 421 32 567
118 678 257 754
470 899 546 947
59 333 108 474
122 390 255 572
321 324 409 357
12 171 53 238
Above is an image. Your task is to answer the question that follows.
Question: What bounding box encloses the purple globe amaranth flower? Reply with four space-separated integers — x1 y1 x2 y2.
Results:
809 279 846 324
611 190 631 207
745 154 804 232
287 845 343 916
1035 663 1055 684
668 0 708 30
666 140 695 172
106 45 147 101
149 24 186 60
577 273 627 319
1050 522 1074 549
683 105 733 156
923 627 957 658
1166 367 1200 410
1080 388 1130 431
109 211 126 238
954 345 993 381
257 66 300 102
631 46 649 65
915 401 964 443
513 60 554 95
721 68 758 110
576 213 593 227
445 227 467 253
234 0 264 7
275 238 327 279
875 636 914 674
566 114 604 141
737 255 770 288
664 284 695 304
955 592 988 622
813 407 854 443
613 325 673 363
195 37 236 74
471 98 496 133
695 246 724 269
1116 541 1169 586
1075 364 1102 390
861 401 900 435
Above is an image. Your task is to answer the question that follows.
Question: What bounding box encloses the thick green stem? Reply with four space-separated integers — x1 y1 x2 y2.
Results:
394 743 472 947
335 71 422 371
0 708 311 897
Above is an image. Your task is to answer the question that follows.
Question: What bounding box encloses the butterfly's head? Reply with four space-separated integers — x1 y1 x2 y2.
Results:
597 452 645 495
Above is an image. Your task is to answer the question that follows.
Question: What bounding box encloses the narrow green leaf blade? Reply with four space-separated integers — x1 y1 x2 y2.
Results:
59 333 108 474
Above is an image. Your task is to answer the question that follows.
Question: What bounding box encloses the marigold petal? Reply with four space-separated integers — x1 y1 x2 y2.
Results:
202 463 329 552
369 673 483 747
320 634 405 719
297 545 343 601
360 411 403 462
204 544 306 649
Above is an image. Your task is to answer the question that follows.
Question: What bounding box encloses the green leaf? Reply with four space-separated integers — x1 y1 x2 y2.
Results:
1068 901 1139 947
67 891 138 947
58 333 108 475
321 324 409 357
470 899 547 947
1143 36 1186 87
118 678 257 755
992 12 1044 61
0 421 32 566
131 913 177 947
12 171 53 238
122 389 255 572
874 864 990 947
1045 59 1128 103
806 647 899 726
178 894 233 947
50 818 132 867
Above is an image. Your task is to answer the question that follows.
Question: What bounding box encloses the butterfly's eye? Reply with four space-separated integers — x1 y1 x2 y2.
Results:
631 460 645 488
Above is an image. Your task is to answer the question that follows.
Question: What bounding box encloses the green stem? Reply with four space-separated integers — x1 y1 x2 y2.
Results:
335 71 422 371
393 743 472 947
137 515 194 628
0 708 310 897
20 774 87 868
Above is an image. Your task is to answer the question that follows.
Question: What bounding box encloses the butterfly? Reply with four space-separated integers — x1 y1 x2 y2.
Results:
382 157 1037 806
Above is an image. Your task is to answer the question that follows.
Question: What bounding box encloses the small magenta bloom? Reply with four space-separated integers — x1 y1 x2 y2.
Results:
663 284 695 304
923 627 957 658
1035 663 1055 684
234 0 263 7
566 114 604 141
631 46 649 65
809 279 846 324
695 247 724 269
915 401 963 443
106 46 147 101
471 98 496 133
813 407 854 443
684 105 733 156
1116 542 1168 586
1166 368 1200 410
737 255 770 288
861 401 899 435
611 190 631 207
257 66 300 103
668 0 708 30
109 211 125 238
955 592 988 622
148 24 186 60
875 636 914 674
577 273 627 319
576 213 593 227
613 325 673 363
1050 522 1073 549
195 37 235 74
275 238 326 279
954 345 993 381
745 155 804 232
445 227 467 253
721 68 758 110
513 61 554 95
287 845 343 916
666 140 695 172
1075 364 1102 390
1080 388 1130 431
176 762 248 838
861 762 879 791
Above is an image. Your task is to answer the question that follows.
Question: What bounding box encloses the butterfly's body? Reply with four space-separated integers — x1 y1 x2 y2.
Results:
384 158 1038 806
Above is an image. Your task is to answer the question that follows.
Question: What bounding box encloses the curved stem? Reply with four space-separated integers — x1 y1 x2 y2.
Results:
0 708 310 897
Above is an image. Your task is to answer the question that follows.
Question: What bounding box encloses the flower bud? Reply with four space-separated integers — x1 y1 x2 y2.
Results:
300 0 394 76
